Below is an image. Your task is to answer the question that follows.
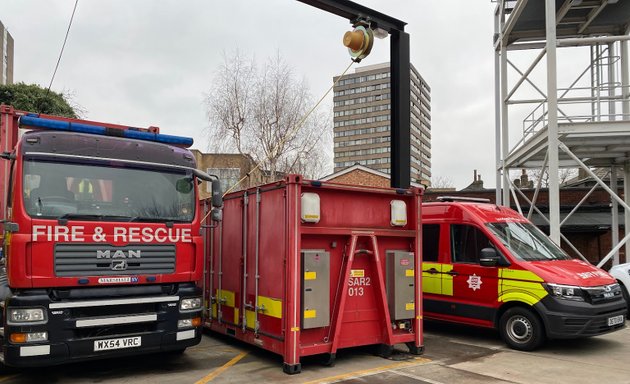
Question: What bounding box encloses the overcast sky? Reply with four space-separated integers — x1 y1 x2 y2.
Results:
3 0 499 189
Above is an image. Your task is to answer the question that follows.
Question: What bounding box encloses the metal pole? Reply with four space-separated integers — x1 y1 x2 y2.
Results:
501 42 510 206
609 43 617 121
611 165 620 265
622 35 629 119
545 0 561 244
528 152 548 220
625 163 630 263
254 188 261 333
202 200 208 319
495 8 502 204
242 192 248 331
622 38 630 261
391 30 411 188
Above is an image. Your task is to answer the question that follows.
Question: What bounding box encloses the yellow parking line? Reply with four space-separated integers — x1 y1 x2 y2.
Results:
194 351 248 384
0 375 18 383
302 357 431 384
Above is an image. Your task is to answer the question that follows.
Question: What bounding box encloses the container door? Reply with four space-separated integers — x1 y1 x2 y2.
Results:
449 224 499 323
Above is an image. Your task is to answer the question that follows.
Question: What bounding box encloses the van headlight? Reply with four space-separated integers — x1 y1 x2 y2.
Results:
545 283 585 302
8 308 47 324
180 297 202 311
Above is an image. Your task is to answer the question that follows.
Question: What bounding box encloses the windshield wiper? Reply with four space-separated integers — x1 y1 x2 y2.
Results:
57 214 134 222
128 216 188 223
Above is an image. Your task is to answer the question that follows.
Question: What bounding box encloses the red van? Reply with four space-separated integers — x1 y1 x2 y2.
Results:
422 197 626 350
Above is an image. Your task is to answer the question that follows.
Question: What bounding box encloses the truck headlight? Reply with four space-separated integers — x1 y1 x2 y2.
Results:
180 297 202 311
8 308 47 324
545 283 585 302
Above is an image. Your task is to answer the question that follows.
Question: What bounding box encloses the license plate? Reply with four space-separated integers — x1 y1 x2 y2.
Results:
607 315 624 327
604 292 614 299
94 336 141 351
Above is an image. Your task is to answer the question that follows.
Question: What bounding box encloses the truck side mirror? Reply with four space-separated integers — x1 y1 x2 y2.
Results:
211 179 223 208
211 208 222 222
479 247 499 267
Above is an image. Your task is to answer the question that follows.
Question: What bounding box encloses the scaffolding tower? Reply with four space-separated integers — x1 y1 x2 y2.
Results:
494 0 630 267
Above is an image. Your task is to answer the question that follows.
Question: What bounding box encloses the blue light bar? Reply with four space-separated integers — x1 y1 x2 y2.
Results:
19 115 194 147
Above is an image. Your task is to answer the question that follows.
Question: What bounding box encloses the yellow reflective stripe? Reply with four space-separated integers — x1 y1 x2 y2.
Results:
234 308 239 324
245 310 256 328
258 296 283 319
499 268 544 282
217 289 235 307
442 264 454 296
499 268 548 305
422 262 442 295
304 271 317 280
211 303 217 319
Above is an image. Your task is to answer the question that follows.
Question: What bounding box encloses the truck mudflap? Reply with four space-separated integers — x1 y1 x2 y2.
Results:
0 283 202 367
535 295 627 339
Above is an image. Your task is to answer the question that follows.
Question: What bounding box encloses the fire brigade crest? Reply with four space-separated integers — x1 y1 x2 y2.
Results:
467 274 482 291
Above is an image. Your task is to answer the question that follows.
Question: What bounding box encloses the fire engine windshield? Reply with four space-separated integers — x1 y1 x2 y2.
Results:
486 222 571 261
22 159 195 222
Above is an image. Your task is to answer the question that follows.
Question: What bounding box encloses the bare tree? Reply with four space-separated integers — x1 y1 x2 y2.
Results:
510 168 579 188
429 175 455 189
205 52 330 181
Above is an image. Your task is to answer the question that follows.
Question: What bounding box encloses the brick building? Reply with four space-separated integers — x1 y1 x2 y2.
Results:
321 164 424 189
191 150 267 200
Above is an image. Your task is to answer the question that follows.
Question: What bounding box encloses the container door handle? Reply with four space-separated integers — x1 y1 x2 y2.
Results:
446 270 459 276
423 268 439 274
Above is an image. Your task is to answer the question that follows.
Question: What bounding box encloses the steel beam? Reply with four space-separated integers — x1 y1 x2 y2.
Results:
611 165 620 265
546 0 561 244
295 0 406 32
391 30 411 188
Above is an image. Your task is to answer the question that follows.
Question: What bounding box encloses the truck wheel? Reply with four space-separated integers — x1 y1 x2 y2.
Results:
499 307 545 351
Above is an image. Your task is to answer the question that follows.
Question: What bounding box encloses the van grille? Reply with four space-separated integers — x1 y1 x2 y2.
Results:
583 284 623 304
54 244 176 276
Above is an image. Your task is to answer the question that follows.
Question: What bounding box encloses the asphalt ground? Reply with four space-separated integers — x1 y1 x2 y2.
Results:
0 321 628 384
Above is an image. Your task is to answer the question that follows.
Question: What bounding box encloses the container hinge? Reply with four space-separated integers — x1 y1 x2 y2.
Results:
244 302 255 310
219 297 227 304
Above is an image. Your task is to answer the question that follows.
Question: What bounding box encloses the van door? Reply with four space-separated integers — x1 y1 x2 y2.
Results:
448 224 500 324
422 223 456 316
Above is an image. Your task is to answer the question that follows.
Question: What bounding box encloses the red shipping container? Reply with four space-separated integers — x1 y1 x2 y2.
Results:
202 175 423 373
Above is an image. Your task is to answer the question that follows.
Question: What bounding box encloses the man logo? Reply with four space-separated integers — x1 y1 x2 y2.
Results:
111 260 128 271
96 249 142 259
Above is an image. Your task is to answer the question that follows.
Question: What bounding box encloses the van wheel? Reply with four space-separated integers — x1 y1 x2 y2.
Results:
619 282 630 317
499 307 545 351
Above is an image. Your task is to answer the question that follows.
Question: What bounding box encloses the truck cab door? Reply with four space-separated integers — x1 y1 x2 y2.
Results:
448 224 500 325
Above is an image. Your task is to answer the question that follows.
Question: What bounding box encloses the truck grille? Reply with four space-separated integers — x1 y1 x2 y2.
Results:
54 244 176 276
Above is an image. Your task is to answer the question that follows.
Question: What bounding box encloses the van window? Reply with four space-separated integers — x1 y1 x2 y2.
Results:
486 222 571 261
451 224 492 264
422 224 440 262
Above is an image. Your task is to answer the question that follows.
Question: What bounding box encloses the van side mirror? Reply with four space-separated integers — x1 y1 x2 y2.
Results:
211 179 223 208
479 247 499 267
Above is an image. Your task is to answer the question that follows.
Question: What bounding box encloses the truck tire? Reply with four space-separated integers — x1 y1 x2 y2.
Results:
499 307 545 351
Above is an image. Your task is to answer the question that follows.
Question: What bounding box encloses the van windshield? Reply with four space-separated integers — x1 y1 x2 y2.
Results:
23 159 195 222
486 222 571 261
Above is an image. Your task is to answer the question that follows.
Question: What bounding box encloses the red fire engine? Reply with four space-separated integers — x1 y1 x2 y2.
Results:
0 106 221 367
